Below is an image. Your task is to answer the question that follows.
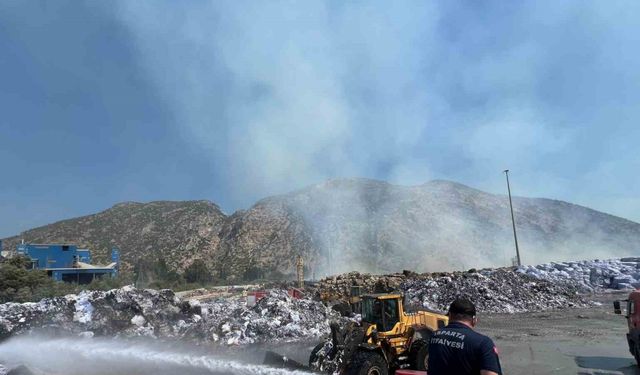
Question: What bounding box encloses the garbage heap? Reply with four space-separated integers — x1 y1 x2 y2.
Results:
402 269 588 313
0 286 339 345
517 257 640 291
316 268 590 314
312 271 407 298
193 289 337 345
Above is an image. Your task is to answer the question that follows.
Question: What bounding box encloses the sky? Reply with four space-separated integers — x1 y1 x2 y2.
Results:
1 1 639 238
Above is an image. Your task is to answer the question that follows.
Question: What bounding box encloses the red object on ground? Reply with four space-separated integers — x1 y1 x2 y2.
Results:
288 288 304 299
249 291 268 299
394 370 427 375
246 290 268 306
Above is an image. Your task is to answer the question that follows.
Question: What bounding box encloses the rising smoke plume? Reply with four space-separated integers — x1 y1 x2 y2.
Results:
110 1 640 224
106 2 640 275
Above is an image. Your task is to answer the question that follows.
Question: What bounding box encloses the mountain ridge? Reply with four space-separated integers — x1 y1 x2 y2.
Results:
3 178 639 279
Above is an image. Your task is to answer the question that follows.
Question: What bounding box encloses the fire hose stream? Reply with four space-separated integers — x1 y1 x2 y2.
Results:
0 335 314 375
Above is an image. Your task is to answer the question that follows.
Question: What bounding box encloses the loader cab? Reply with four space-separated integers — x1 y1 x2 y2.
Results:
361 294 402 332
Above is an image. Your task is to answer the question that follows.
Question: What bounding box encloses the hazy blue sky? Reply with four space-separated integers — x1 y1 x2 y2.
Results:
1 1 639 237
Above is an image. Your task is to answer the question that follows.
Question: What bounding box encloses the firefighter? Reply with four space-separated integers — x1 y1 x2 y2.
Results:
427 297 502 375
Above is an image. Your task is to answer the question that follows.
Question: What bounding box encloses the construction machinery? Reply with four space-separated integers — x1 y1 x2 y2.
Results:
309 293 448 374
614 290 640 366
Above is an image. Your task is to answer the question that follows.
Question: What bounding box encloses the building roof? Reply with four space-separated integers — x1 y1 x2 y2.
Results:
21 243 78 246
44 267 116 272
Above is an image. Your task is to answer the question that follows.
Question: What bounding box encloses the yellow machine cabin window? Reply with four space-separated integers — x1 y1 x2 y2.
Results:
383 299 399 331
362 297 400 332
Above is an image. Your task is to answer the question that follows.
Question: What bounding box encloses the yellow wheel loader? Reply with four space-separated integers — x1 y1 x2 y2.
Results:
309 293 448 374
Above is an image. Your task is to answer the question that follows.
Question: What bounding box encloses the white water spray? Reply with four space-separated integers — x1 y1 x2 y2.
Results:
0 335 311 375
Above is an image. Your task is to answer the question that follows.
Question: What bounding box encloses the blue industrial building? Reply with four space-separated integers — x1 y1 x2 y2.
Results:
16 243 119 283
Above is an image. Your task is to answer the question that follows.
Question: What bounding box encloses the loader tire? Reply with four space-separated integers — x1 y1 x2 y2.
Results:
345 350 388 375
409 339 429 370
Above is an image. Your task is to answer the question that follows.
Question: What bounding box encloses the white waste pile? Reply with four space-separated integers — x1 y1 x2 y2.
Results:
188 290 337 345
0 296 74 340
517 257 640 291
402 269 589 314
0 286 339 345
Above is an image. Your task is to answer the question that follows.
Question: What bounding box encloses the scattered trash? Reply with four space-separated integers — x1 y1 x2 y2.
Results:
403 269 588 313
2 258 639 344
517 258 640 291
0 287 340 345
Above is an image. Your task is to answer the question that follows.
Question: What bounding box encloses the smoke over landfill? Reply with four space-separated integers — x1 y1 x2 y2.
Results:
110 0 640 226
262 179 640 276
2 2 640 375
2 1 640 274
3 178 640 278
97 1 640 277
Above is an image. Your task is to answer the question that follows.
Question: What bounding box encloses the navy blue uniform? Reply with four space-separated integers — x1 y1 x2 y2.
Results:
427 322 502 375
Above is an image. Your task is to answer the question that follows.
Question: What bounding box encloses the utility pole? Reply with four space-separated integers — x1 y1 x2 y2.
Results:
503 170 522 267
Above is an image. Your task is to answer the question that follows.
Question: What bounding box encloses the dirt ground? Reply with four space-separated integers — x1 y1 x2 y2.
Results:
476 291 638 375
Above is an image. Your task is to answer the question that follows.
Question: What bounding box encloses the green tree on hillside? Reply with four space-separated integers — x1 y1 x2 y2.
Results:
184 259 213 284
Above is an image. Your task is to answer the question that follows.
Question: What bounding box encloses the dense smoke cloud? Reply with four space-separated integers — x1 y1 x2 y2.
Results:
1 1 639 240
113 1 440 209
111 1 640 222
106 1 640 273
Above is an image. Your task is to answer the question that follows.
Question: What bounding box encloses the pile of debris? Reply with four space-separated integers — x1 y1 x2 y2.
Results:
3 258 635 345
313 271 406 298
186 289 338 345
518 258 640 291
0 296 74 340
0 286 339 345
402 269 588 313
315 268 590 314
0 286 196 340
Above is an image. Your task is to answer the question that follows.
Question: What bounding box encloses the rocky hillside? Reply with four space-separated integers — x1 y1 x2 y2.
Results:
239 179 640 276
1 201 226 273
3 179 640 279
